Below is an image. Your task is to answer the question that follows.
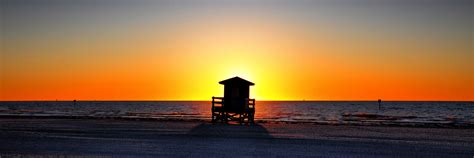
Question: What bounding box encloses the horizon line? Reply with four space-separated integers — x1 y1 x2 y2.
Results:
0 99 472 102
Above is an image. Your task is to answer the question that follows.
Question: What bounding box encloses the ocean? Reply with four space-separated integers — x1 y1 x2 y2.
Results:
0 101 473 127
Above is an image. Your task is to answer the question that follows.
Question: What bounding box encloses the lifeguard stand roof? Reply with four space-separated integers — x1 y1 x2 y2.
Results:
219 76 254 86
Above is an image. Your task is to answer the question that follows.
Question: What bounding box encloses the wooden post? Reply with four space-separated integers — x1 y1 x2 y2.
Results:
378 99 382 110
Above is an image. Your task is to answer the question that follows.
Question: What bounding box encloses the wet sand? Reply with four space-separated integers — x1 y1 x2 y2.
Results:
0 118 473 157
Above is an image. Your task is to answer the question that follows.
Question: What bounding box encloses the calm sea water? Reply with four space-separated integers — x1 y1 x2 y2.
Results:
0 101 473 126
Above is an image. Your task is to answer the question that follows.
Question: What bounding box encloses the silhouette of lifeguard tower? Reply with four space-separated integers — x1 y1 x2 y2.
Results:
212 76 255 124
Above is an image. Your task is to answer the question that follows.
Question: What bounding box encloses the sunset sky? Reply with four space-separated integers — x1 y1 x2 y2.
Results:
1 0 473 101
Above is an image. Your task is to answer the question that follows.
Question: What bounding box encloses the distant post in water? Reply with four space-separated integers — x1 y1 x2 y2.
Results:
378 99 382 110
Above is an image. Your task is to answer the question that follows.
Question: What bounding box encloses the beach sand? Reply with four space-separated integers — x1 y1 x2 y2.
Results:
0 118 473 157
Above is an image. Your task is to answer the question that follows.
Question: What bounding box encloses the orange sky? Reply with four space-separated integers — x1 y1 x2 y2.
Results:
1 0 473 101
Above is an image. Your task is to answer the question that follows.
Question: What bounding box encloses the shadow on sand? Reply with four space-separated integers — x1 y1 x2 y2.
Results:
188 123 272 139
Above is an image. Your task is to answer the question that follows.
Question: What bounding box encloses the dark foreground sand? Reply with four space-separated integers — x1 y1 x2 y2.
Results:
0 119 473 157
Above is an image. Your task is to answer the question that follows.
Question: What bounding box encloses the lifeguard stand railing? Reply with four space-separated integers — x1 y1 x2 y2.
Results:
212 96 255 124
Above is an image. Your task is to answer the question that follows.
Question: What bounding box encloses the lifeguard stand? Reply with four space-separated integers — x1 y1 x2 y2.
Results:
212 76 255 124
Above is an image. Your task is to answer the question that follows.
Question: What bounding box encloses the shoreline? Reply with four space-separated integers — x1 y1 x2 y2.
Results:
0 114 473 129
